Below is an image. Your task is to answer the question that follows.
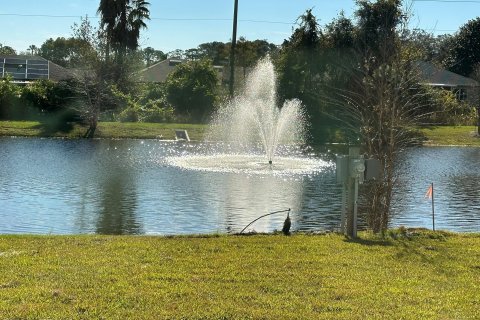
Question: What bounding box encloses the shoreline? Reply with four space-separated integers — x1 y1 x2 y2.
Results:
2 121 480 146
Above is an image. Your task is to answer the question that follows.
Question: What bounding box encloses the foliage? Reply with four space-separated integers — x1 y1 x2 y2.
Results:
0 76 23 119
21 80 71 113
276 9 329 143
0 43 16 55
39 37 95 68
97 0 150 61
442 17 480 77
1 232 480 319
197 41 229 65
235 37 278 77
141 46 167 66
399 29 449 62
317 1 427 233
116 105 140 122
422 86 476 125
355 0 404 66
165 59 219 122
114 84 175 123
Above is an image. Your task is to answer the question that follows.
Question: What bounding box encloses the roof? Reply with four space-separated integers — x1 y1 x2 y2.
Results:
140 58 184 83
0 54 73 82
416 61 479 88
139 58 224 83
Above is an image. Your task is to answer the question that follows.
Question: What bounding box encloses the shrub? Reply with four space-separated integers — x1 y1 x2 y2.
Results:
423 86 476 125
140 102 175 123
117 104 140 122
0 77 22 119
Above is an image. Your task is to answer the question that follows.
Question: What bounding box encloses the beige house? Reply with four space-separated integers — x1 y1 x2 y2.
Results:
139 58 224 83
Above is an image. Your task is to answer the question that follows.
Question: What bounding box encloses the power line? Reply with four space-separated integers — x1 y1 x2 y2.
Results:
0 13 294 25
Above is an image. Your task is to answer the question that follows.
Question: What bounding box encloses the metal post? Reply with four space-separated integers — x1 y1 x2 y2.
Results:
346 147 360 237
340 183 347 233
431 182 435 231
229 0 239 97
353 177 359 238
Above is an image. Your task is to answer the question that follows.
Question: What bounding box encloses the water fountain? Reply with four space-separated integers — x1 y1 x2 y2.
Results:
167 57 329 175
208 57 307 163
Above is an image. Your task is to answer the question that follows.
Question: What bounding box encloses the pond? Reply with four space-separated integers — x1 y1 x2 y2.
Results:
0 137 479 234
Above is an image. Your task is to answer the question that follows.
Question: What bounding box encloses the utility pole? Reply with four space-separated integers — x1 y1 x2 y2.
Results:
229 0 239 97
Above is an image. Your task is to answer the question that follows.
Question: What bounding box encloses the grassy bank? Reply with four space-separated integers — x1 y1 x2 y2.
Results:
419 125 480 146
0 121 208 140
1 231 479 319
2 121 480 146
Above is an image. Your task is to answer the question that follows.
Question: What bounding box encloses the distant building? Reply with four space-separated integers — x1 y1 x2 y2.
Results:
0 55 72 84
416 61 480 105
139 58 224 83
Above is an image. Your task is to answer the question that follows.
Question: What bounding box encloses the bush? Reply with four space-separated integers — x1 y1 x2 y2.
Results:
0 77 23 119
424 86 476 125
139 100 175 123
117 104 140 122
165 59 219 122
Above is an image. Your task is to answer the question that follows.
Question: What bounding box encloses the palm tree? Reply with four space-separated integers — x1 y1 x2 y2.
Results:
28 45 38 56
126 0 150 51
97 0 122 60
97 0 150 60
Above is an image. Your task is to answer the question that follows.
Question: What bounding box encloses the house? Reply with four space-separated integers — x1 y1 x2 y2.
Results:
139 58 224 83
416 61 480 105
0 55 72 84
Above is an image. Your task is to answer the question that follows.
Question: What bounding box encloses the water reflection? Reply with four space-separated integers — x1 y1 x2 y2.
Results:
0 138 480 234
392 147 480 231
96 166 141 235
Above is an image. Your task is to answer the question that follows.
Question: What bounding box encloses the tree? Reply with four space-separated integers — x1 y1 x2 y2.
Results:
28 45 39 56
355 0 404 67
167 49 185 59
277 9 325 141
97 0 150 61
331 0 427 233
442 17 480 77
324 11 355 50
165 59 219 121
0 44 16 55
39 37 94 68
197 41 229 65
234 37 277 78
141 47 166 66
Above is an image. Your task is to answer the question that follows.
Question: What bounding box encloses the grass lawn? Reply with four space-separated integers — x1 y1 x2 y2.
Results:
1 231 479 319
419 126 480 146
0 121 208 141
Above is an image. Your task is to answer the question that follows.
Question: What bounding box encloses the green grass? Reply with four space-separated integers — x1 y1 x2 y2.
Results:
419 125 480 146
2 121 480 147
1 231 479 319
0 121 208 140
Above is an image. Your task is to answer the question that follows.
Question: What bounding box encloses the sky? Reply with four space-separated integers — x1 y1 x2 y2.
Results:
1 0 480 54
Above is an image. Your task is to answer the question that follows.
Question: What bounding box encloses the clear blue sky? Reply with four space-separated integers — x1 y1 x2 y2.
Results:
1 0 480 54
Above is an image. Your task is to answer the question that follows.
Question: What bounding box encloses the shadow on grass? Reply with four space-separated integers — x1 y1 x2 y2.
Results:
33 120 74 136
343 237 393 247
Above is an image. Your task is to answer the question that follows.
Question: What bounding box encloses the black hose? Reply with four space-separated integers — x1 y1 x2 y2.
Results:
239 208 291 234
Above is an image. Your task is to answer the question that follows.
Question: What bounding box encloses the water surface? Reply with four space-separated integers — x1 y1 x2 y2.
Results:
0 137 479 234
